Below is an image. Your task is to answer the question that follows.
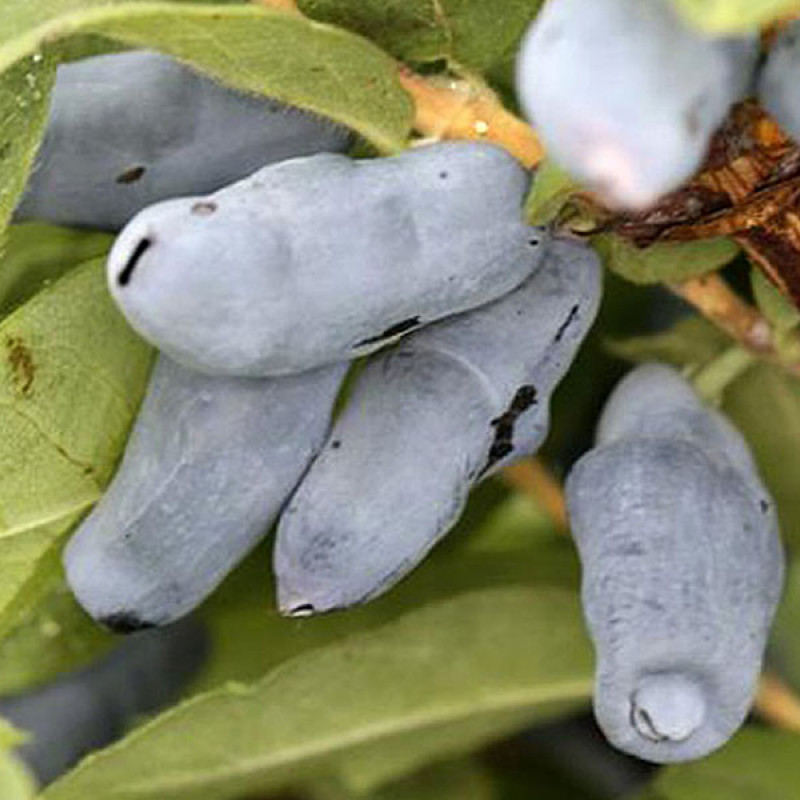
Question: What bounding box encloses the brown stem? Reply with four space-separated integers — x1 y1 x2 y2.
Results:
671 274 800 378
755 673 800 733
397 67 544 169
502 459 569 531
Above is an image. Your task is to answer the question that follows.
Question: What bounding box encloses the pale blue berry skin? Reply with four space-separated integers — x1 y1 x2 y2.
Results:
14 50 350 231
759 22 800 143
0 619 207 786
274 238 601 615
515 0 757 210
64 356 346 631
566 364 784 764
106 142 547 377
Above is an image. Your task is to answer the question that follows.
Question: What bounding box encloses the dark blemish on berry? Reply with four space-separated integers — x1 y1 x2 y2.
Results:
116 165 147 184
118 237 153 287
480 385 538 476
529 237 540 247
331 440 342 450
439 171 449 179
101 612 156 634
554 305 580 343
192 201 218 216
355 317 421 348
760 499 770 514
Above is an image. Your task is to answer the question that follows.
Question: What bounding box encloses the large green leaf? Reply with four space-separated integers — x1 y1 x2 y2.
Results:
0 258 152 639
0 2 412 156
43 496 592 800
639 728 800 800
311 757 499 800
0 52 56 238
298 0 541 74
0 223 113 318
670 0 800 32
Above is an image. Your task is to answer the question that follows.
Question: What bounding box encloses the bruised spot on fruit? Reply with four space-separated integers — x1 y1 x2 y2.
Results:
116 165 147 185
6 336 35 395
355 317 422 348
482 384 538 475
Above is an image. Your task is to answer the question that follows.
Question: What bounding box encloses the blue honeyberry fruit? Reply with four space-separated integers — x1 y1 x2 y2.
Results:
566 363 784 763
516 0 758 210
274 238 601 616
15 50 350 231
64 356 347 631
106 142 548 377
0 619 207 786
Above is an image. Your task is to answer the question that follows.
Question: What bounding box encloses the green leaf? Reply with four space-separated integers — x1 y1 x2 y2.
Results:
769 558 800 692
593 234 740 286
0 52 56 238
43 496 591 800
44 586 592 800
752 269 800 337
670 0 800 33
0 752 36 800
0 584 112 695
724 362 800 550
640 728 800 800
0 224 113 318
0 3 413 155
313 757 499 800
0 258 152 639
608 316 729 368
0 720 36 800
524 158 581 226
297 0 541 74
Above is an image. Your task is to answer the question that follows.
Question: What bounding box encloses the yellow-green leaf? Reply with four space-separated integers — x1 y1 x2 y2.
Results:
0 52 55 236
0 3 413 156
0 258 152 637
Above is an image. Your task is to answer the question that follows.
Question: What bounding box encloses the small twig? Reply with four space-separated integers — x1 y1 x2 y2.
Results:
397 67 544 169
671 273 800 378
690 345 758 404
502 458 569 531
755 672 800 733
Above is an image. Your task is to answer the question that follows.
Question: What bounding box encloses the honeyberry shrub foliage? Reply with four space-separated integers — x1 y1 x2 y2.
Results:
0 1 798 799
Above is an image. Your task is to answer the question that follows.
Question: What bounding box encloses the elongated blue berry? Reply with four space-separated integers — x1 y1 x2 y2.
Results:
566 364 784 763
516 0 757 209
65 356 346 631
274 238 601 615
15 50 350 230
106 142 547 377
